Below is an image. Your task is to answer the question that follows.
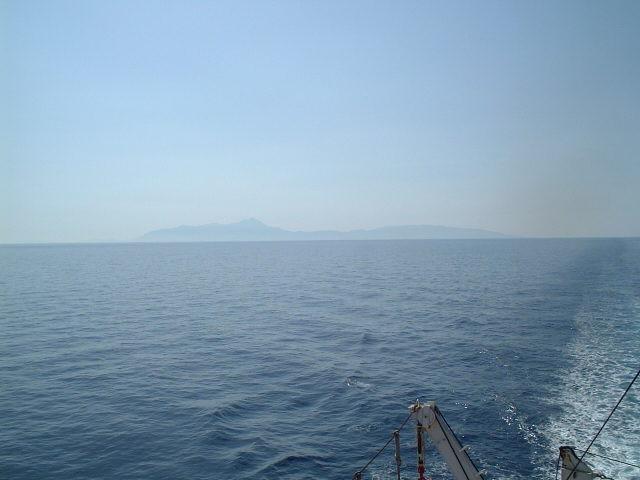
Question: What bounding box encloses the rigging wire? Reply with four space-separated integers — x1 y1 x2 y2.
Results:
573 449 640 470
353 411 414 480
565 366 640 480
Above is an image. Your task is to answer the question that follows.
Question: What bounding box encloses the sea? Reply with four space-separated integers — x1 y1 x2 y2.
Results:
1 238 639 480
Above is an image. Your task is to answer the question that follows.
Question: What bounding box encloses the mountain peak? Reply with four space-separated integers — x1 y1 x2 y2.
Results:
139 220 508 242
234 218 266 227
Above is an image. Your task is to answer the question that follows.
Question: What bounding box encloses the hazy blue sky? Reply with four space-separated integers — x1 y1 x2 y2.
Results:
2 0 639 242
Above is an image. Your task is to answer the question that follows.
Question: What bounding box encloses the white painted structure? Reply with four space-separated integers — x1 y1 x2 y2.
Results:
410 401 485 480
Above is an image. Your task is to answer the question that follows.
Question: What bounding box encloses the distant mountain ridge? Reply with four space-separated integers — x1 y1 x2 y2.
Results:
138 219 508 242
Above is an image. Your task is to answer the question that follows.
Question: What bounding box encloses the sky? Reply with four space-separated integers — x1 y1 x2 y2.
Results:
2 0 639 243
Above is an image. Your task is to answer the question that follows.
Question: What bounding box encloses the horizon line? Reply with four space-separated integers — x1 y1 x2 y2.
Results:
2 235 640 247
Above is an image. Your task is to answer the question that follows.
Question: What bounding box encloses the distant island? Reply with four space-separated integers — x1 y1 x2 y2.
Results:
138 218 508 242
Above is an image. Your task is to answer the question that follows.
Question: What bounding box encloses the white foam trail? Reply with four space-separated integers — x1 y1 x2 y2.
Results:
537 294 640 479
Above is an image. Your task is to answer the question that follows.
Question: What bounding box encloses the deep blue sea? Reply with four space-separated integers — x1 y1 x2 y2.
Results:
1 239 639 480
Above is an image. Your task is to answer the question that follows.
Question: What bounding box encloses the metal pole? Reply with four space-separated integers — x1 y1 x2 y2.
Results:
416 422 426 480
393 430 401 480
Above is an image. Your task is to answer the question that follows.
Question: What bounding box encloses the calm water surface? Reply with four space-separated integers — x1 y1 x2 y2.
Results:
1 239 639 479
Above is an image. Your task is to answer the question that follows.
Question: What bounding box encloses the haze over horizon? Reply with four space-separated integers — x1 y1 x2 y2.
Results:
2 1 640 243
